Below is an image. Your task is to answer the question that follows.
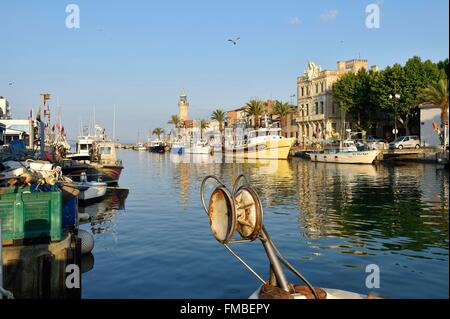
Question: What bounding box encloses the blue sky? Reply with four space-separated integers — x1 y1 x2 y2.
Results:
0 0 448 142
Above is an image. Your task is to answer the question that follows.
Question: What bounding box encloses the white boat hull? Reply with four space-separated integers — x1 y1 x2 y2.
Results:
78 182 108 202
186 146 210 154
308 150 380 164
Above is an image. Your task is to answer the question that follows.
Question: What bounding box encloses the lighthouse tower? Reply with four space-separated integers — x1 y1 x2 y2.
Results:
178 91 189 123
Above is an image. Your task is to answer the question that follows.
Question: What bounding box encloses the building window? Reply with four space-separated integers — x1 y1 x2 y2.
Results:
301 87 304 97
320 101 324 114
307 86 310 96
315 83 319 93
306 104 309 116
321 82 324 92
315 102 319 115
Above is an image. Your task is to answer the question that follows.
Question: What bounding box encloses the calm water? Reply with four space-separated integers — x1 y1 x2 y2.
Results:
81 150 449 299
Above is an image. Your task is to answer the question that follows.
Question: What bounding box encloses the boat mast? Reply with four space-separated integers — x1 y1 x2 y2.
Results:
113 104 116 142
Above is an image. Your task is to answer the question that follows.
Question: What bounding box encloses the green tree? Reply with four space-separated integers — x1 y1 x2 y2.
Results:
199 119 209 139
211 109 227 133
168 115 180 128
333 68 377 131
244 99 265 128
152 128 165 140
419 79 449 125
272 100 295 129
371 57 443 135
437 58 449 80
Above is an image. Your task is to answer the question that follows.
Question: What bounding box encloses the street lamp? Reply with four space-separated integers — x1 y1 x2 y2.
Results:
290 94 296 106
389 94 401 140
299 105 307 149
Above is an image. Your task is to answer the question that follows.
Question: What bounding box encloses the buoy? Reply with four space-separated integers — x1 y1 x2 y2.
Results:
78 213 90 221
81 253 95 273
78 229 94 255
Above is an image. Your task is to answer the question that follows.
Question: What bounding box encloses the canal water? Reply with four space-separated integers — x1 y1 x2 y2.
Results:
81 150 449 299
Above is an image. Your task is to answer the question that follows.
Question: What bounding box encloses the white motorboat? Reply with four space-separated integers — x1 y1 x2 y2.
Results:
135 143 147 151
76 173 107 204
308 140 380 164
225 128 296 160
186 140 210 155
308 149 380 164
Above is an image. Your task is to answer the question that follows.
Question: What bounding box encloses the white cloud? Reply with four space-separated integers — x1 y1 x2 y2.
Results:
320 10 339 22
290 17 301 25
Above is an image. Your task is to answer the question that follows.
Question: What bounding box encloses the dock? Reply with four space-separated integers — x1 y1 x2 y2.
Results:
293 147 446 164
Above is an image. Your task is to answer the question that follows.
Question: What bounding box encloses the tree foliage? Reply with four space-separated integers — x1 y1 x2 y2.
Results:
333 56 447 134
244 99 265 128
419 79 449 125
211 109 227 132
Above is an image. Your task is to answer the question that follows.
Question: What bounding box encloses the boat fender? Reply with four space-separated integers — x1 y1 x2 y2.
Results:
78 229 95 254
78 213 90 221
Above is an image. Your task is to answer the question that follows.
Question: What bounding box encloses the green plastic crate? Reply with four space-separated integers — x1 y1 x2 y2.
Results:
0 191 62 242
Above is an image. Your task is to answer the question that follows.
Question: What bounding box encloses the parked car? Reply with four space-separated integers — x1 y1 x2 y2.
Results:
389 136 421 150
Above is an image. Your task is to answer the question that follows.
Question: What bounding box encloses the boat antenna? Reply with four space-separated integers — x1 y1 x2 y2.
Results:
113 104 116 142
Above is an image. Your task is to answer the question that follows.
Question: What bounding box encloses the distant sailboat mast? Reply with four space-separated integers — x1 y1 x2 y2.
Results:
113 104 116 142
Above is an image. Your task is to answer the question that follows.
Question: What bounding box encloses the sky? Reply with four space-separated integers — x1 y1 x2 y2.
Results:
0 0 448 143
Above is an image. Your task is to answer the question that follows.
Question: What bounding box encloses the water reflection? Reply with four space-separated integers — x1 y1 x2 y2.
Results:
293 162 448 254
79 188 129 235
81 150 448 298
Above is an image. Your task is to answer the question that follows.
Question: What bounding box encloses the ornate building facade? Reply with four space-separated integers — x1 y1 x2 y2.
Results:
296 60 376 146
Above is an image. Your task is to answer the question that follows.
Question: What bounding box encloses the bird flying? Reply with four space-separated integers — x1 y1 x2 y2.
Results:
228 37 240 45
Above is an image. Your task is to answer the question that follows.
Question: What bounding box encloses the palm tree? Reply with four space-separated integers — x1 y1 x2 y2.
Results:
420 79 449 125
244 99 265 128
211 109 227 133
168 115 180 128
272 100 295 128
152 128 165 140
199 120 209 140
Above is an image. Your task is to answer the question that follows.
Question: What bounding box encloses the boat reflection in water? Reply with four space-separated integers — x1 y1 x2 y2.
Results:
79 188 129 235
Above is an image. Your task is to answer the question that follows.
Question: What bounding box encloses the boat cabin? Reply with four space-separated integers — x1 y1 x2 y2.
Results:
94 141 120 166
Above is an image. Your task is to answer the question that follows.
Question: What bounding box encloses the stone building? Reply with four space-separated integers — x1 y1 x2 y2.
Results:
296 59 377 146
0 96 12 119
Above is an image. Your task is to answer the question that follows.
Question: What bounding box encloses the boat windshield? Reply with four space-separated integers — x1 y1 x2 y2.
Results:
99 146 112 155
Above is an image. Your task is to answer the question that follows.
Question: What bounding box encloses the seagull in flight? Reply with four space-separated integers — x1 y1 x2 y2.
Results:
8 82 13 86
228 37 240 45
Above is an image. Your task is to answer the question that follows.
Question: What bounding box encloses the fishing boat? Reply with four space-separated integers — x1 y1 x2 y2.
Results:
76 173 107 205
186 140 210 155
307 140 380 164
200 175 382 299
66 134 95 161
225 128 296 160
135 143 147 151
148 140 166 153
62 131 123 185
170 139 185 155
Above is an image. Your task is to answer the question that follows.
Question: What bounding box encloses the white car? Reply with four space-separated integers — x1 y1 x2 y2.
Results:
389 136 421 150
